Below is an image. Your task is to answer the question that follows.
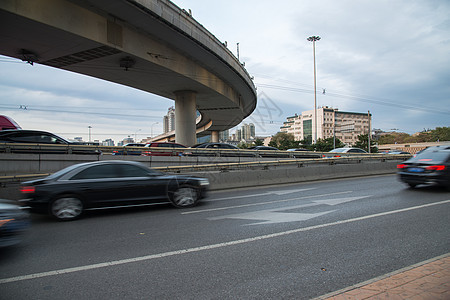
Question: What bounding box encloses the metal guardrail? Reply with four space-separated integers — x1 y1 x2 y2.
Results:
0 143 412 159
153 155 408 172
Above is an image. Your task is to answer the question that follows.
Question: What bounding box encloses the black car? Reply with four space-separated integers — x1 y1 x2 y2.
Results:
20 161 209 221
248 146 279 151
0 129 101 155
0 199 30 247
189 142 248 157
192 142 239 149
397 145 450 189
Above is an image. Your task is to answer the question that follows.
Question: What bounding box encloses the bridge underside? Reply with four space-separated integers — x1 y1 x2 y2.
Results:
0 0 256 145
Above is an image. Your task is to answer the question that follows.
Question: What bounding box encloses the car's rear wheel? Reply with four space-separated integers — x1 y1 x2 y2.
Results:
170 187 198 208
408 183 417 188
50 195 83 221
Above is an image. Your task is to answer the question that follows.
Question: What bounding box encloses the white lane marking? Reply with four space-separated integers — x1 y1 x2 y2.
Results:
206 188 316 202
209 196 371 225
1 199 449 285
183 191 353 214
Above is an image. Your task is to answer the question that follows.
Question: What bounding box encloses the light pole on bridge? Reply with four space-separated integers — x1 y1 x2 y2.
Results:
88 126 92 143
307 35 321 144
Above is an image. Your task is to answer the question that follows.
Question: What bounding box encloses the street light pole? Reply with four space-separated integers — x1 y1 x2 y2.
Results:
368 110 371 153
151 122 159 140
135 129 141 143
88 126 92 143
307 35 321 144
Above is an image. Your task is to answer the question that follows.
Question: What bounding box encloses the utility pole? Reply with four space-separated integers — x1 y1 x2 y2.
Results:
307 36 321 144
333 109 336 149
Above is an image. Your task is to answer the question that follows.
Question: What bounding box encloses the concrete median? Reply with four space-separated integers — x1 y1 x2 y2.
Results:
0 154 402 199
195 160 400 190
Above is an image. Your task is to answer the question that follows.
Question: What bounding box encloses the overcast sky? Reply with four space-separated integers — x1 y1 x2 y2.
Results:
1 0 449 143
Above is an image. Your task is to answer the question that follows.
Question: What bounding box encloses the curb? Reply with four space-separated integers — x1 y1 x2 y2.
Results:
313 253 450 299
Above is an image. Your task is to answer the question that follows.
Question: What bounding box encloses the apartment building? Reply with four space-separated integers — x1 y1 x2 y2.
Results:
280 106 371 146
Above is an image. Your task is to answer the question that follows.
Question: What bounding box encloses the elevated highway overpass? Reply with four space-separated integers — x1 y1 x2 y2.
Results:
0 0 257 145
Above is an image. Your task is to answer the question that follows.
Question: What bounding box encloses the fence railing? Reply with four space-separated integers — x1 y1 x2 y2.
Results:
0 143 413 160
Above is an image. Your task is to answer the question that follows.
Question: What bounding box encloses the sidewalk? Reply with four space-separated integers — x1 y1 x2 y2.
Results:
316 253 450 300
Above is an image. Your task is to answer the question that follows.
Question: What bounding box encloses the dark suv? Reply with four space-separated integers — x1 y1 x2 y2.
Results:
0 130 101 155
397 145 450 189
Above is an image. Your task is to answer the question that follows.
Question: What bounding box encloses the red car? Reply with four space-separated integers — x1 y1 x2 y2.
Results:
0 115 21 130
142 142 187 156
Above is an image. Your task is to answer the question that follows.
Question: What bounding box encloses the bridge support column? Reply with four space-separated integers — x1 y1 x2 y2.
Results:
211 131 219 142
174 91 197 146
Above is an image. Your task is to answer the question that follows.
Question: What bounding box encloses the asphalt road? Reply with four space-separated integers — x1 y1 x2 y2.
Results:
1 175 449 299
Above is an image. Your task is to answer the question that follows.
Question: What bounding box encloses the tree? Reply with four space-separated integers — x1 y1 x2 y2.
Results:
313 137 344 152
354 134 378 153
253 139 264 146
268 132 300 150
431 127 450 142
237 142 250 149
376 127 450 145
377 132 410 145
298 136 314 150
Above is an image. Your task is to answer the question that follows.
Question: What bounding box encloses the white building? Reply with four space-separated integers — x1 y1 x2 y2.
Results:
280 106 371 146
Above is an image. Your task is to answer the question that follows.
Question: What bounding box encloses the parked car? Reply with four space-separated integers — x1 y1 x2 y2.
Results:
0 129 101 155
20 160 209 221
324 147 367 158
397 145 450 189
112 143 147 156
142 142 187 156
0 199 30 247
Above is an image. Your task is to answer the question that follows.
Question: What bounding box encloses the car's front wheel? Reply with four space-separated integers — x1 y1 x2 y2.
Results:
50 195 84 221
170 187 198 208
407 183 417 188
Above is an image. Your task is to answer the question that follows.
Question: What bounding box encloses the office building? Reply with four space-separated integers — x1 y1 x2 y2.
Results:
280 106 371 146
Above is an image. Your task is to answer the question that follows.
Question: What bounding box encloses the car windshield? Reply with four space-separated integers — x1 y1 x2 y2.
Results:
408 150 450 164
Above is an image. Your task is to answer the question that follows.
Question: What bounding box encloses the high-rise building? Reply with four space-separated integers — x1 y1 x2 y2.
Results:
163 106 175 133
280 106 371 146
219 130 229 142
102 139 114 146
241 123 255 141
236 128 242 141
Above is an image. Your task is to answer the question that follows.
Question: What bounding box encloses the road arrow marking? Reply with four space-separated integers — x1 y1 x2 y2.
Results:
207 188 316 202
208 196 370 225
183 191 353 215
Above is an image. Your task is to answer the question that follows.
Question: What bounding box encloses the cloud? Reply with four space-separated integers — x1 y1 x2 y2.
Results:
1 0 449 141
